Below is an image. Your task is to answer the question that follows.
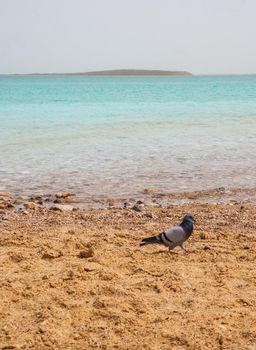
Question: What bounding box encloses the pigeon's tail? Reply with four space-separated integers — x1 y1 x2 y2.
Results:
140 235 162 246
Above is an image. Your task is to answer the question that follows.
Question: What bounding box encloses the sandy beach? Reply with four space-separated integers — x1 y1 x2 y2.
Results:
2 1 256 349
0 192 255 349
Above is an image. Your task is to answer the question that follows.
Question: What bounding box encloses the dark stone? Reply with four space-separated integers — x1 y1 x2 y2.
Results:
132 204 143 212
78 248 94 258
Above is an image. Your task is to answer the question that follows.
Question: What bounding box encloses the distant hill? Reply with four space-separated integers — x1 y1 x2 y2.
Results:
81 69 192 76
12 69 192 76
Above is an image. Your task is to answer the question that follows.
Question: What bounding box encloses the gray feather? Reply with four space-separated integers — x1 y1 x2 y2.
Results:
161 226 187 249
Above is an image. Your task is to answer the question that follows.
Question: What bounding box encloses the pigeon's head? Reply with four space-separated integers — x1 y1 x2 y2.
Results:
183 214 196 224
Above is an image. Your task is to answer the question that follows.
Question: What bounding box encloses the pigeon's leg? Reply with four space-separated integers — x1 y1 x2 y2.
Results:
181 243 190 254
168 248 173 256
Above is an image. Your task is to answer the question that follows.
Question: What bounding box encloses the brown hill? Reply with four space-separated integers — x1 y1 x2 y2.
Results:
82 69 192 76
16 69 192 76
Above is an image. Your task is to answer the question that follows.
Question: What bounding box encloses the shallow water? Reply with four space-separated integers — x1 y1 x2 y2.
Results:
1 75 256 198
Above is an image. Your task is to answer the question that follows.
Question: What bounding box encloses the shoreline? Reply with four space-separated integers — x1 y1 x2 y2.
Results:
1 186 256 212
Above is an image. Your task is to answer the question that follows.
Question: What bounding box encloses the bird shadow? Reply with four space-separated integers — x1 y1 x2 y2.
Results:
148 249 180 256
151 250 170 255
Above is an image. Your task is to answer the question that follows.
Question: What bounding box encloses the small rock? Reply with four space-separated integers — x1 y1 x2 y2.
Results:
123 201 132 208
68 229 76 235
154 192 165 198
229 200 239 205
132 204 144 212
42 250 63 259
30 194 42 201
0 202 7 210
44 196 54 202
24 202 37 210
55 192 74 199
108 202 115 208
0 200 14 209
78 247 94 259
0 191 11 197
218 335 224 345
53 198 63 204
200 232 209 240
14 198 26 205
50 204 74 212
143 188 155 193
216 187 225 193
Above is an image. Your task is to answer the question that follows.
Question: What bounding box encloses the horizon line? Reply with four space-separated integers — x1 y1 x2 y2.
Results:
1 68 256 76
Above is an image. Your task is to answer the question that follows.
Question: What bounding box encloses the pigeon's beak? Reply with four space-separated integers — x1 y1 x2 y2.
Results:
192 217 197 223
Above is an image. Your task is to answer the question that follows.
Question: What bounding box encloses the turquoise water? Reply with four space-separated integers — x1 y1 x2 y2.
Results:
0 75 256 198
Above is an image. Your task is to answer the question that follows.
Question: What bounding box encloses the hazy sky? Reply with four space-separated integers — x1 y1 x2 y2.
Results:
1 0 255 74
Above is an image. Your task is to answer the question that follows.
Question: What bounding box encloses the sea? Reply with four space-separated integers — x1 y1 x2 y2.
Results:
1 75 256 199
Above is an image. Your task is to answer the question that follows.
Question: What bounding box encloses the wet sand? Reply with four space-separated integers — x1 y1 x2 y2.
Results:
0 196 256 349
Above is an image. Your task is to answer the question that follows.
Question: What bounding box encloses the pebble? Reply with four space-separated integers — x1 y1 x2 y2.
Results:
53 198 63 204
216 187 225 193
0 191 12 197
143 188 155 193
24 202 37 210
14 198 26 205
123 201 132 208
55 192 74 199
30 194 42 201
144 212 154 218
132 204 144 212
78 247 94 258
200 232 209 240
42 250 63 259
50 204 74 212
0 200 14 209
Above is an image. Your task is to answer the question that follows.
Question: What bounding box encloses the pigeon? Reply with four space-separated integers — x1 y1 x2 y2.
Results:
140 214 196 254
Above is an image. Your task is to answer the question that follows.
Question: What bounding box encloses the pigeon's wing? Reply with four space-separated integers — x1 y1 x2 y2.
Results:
164 225 187 244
